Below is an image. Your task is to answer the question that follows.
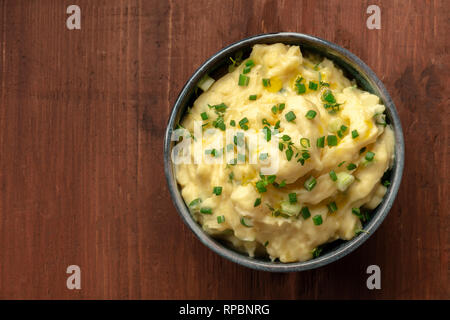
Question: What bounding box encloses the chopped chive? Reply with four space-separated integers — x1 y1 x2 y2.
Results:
359 147 367 154
266 175 277 184
312 215 323 225
341 125 348 132
277 180 286 188
327 201 338 213
197 74 215 91
254 198 262 207
285 111 296 122
264 240 269 247
322 90 336 103
365 151 375 161
259 126 270 142
286 148 293 161
327 135 338 146
228 172 234 181
243 66 251 74
316 136 325 148
209 102 227 112
249 94 257 100
305 110 317 119
238 74 249 86
245 60 254 67
329 170 337 181
308 81 318 90
217 215 225 224
213 186 222 195
300 138 310 148
189 198 202 207
302 151 310 160
301 207 311 219
296 83 306 94
271 105 278 114
200 112 208 120
335 172 355 191
255 180 267 193
213 116 226 130
274 120 281 129
304 176 317 191
352 208 363 220
383 180 391 187
278 103 286 112
239 117 249 130
200 207 212 214
240 216 253 227
352 130 359 138
279 142 284 151
288 193 297 204
262 78 271 87
347 163 357 170
338 160 346 167
234 132 244 146
281 135 291 141
312 247 322 258
230 119 236 127
355 229 368 235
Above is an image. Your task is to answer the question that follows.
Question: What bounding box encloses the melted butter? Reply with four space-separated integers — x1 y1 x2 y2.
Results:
318 124 324 135
267 76 283 93
363 119 374 139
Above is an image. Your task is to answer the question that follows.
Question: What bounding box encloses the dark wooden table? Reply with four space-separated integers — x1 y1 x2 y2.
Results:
0 0 448 299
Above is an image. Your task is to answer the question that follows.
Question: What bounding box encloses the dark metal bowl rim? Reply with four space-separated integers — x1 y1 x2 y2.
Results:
163 32 405 272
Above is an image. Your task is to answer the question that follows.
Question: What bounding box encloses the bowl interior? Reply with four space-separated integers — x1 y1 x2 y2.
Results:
164 33 404 272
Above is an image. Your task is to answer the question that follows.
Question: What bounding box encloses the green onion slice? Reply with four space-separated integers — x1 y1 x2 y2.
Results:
312 215 323 225
288 193 297 204
285 111 296 122
240 216 253 227
304 176 317 191
329 170 337 181
301 207 311 219
213 186 222 195
305 110 317 119
200 207 212 214
238 74 249 86
300 138 310 148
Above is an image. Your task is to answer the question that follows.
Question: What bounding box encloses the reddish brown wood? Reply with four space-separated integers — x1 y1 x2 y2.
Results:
0 0 448 299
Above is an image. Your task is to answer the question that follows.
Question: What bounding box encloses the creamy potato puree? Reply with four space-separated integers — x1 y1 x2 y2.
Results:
175 43 395 262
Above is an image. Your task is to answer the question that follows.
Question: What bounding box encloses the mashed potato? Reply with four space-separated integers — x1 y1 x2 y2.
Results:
174 43 395 262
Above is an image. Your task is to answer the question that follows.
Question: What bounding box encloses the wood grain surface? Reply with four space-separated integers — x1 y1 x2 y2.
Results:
0 0 448 299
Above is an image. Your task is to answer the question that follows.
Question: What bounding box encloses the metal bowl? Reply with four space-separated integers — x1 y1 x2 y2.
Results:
164 32 404 272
